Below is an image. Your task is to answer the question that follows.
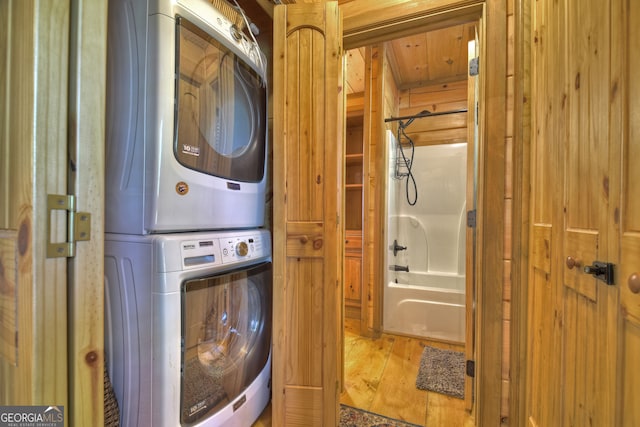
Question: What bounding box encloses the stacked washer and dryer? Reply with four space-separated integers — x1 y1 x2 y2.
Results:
104 1 272 426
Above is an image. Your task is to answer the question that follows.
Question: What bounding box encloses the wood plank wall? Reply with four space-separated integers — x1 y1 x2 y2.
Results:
398 79 468 146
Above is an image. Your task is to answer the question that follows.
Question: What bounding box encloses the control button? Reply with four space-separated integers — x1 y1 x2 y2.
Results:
236 241 249 256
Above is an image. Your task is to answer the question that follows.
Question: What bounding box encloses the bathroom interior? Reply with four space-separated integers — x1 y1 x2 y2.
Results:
341 21 477 425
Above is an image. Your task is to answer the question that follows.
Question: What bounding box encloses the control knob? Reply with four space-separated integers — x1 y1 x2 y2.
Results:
236 241 249 257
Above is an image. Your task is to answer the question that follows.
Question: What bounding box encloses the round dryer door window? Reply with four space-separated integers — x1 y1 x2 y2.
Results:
174 17 267 183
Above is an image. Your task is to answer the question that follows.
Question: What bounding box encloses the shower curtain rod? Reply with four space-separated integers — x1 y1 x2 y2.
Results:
384 108 468 123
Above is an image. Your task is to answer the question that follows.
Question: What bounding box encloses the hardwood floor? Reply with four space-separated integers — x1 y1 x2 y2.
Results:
252 402 271 427
340 318 473 427
253 318 474 426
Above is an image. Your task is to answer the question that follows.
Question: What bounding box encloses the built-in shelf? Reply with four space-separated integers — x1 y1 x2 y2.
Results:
346 153 364 164
344 109 364 321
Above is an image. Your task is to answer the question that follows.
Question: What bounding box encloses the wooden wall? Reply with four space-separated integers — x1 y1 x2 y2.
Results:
398 79 468 146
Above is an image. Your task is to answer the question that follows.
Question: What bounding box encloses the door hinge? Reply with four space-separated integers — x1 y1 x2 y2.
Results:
467 210 477 228
469 57 479 76
466 360 475 377
47 194 91 258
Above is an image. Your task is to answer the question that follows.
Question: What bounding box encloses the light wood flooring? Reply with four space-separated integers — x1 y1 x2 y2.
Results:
253 318 473 427
340 318 473 427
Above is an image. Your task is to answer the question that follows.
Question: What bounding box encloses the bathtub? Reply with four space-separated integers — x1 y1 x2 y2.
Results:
383 270 465 343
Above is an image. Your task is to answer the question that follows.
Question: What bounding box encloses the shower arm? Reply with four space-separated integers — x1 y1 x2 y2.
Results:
384 108 468 125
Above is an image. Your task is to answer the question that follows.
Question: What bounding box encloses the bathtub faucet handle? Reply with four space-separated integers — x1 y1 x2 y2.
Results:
391 239 407 256
389 264 409 272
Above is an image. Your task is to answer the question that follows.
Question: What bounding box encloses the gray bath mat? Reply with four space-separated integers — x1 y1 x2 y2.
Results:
415 345 465 399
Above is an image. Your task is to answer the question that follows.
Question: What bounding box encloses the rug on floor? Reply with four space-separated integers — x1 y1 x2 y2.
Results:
415 345 465 399
340 405 422 427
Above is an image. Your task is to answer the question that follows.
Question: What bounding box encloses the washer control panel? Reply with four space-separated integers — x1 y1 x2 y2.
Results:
219 234 265 263
179 230 270 269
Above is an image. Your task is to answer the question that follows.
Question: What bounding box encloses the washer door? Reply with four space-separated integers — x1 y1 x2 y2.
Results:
174 17 267 183
180 262 272 425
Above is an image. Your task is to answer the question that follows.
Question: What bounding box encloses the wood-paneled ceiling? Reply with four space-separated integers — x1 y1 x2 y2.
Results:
237 0 475 95
345 22 476 94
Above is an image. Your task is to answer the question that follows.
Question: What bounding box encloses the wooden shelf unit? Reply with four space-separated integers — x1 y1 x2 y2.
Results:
344 113 364 319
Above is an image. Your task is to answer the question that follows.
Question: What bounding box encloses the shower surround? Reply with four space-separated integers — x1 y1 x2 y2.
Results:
384 132 467 343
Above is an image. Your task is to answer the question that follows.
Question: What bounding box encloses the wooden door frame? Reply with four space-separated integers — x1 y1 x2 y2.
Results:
67 0 108 424
341 1 506 424
509 0 530 425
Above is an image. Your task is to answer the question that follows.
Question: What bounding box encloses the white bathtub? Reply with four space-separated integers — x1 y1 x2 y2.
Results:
383 271 465 343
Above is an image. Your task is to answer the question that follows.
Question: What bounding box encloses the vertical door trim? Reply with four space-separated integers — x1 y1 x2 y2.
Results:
510 1 532 424
67 0 108 424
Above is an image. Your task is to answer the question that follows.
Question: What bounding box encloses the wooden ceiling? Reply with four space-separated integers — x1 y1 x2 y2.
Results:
345 22 476 94
236 1 476 95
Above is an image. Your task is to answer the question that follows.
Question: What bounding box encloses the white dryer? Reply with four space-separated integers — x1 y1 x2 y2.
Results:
106 0 268 234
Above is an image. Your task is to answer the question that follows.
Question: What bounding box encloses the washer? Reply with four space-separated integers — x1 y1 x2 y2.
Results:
105 229 272 426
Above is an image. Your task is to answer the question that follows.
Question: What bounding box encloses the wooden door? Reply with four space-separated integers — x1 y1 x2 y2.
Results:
0 0 106 425
0 0 72 410
527 0 639 425
560 0 616 423
527 0 565 422
272 2 344 426
617 0 640 425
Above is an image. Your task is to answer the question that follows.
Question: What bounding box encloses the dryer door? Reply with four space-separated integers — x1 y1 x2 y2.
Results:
174 17 267 183
181 262 272 425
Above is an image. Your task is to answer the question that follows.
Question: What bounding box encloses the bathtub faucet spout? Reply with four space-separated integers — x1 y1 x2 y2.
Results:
391 239 407 256
389 264 409 272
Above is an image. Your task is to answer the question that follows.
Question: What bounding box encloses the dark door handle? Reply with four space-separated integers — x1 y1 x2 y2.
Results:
583 261 615 285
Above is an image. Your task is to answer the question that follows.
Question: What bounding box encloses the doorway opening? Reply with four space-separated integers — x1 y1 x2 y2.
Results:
341 19 481 426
